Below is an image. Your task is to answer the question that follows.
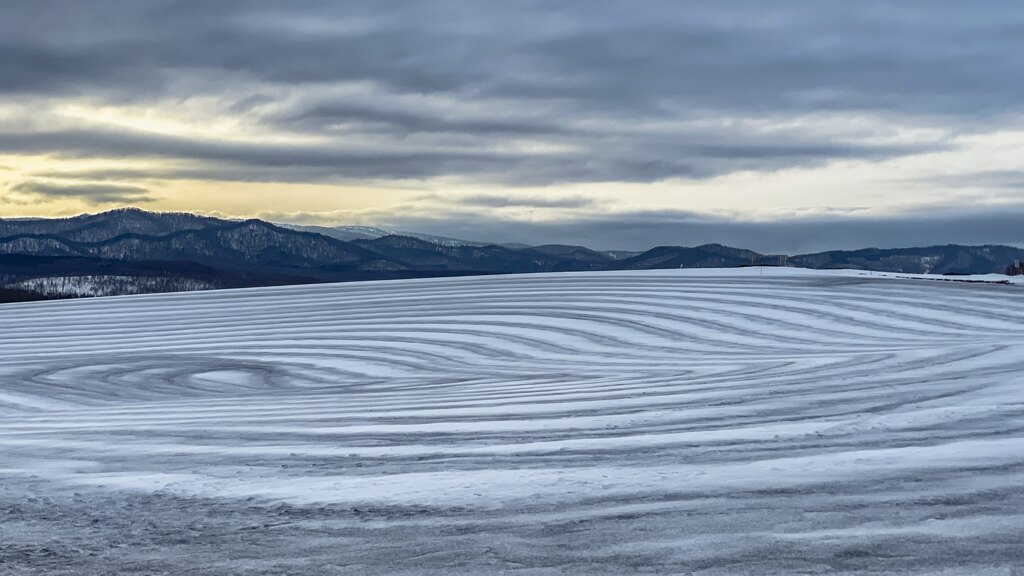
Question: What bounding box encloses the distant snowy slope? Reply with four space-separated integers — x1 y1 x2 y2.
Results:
282 223 489 246
2 268 1024 573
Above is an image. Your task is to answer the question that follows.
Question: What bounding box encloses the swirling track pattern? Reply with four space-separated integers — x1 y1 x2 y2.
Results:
3 268 1024 575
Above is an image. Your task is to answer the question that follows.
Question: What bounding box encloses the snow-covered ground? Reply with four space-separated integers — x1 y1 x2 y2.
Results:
2 268 1024 574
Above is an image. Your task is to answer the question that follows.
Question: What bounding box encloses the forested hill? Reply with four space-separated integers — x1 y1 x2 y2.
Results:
1 208 1022 301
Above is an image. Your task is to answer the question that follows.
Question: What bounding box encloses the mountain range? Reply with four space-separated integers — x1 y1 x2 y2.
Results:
1 208 1022 301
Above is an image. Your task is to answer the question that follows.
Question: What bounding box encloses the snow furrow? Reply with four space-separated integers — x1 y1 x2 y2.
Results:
3 267 1024 573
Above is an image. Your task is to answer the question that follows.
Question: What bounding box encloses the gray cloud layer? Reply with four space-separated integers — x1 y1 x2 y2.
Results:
3 1 1020 182
11 181 153 204
3 1 1024 248
9 0 1014 115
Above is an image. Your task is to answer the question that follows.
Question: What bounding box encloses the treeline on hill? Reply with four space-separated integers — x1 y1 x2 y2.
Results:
1 208 1022 302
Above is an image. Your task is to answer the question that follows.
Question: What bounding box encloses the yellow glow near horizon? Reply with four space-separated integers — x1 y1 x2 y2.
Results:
5 95 1024 226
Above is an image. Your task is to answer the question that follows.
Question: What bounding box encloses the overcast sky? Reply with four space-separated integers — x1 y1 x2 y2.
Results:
2 1 1024 251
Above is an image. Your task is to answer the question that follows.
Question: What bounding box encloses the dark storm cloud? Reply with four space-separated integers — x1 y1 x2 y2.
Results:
0 128 504 171
2 0 1021 186
271 102 562 137
0 126 939 186
10 181 153 204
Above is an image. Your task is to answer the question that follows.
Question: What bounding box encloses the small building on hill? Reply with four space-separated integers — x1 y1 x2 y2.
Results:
1007 259 1024 276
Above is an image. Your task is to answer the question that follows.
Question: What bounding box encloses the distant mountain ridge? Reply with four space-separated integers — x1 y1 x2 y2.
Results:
0 208 222 241
1 208 1022 301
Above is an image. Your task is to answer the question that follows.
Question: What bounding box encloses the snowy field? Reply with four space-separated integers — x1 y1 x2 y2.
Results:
3 268 1024 575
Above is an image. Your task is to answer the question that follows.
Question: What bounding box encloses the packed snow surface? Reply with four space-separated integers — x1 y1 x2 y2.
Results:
3 267 1024 574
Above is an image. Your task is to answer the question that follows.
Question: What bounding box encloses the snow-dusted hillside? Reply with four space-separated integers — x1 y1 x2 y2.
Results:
3 268 1024 574
8 275 219 298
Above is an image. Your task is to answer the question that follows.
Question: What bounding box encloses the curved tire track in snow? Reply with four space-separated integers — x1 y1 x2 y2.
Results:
3 268 1024 574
